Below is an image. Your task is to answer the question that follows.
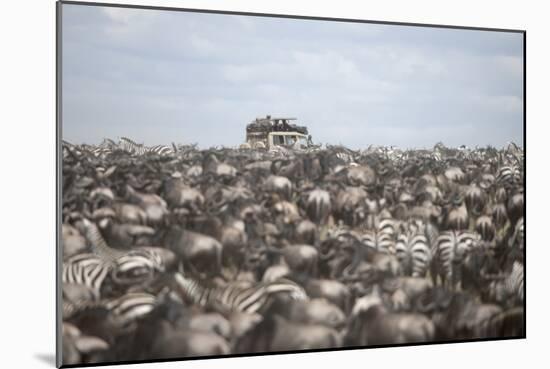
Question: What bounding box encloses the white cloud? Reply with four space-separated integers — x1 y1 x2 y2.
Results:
62 4 523 149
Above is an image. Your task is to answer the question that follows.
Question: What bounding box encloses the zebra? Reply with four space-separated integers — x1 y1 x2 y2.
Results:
118 137 174 157
63 253 111 299
89 146 112 159
377 217 397 237
432 230 481 288
103 292 158 325
63 291 157 326
111 247 168 286
75 218 173 288
335 151 354 164
360 229 395 255
504 261 524 304
99 138 117 150
496 165 522 187
173 271 307 315
488 261 524 307
395 230 431 277
61 140 84 159
509 217 524 251
403 218 438 249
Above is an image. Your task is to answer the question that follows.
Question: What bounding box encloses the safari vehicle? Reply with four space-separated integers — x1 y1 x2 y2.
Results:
243 115 312 150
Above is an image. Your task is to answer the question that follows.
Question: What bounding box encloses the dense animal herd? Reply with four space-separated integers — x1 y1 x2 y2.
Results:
60 138 525 365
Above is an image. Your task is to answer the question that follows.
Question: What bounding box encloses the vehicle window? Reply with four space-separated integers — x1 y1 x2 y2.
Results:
287 136 296 145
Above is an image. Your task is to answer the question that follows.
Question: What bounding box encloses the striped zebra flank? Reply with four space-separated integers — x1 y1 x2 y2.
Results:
395 231 431 277
174 272 307 314
78 218 173 287
433 230 480 287
79 218 124 263
377 217 396 237
360 230 395 255
64 292 157 326
496 165 522 187
62 139 85 159
504 261 524 304
510 217 524 251
118 137 174 157
103 292 158 325
111 248 166 286
90 147 112 158
63 253 111 298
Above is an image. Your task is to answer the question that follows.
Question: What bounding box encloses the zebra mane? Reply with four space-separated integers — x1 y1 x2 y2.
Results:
120 136 142 146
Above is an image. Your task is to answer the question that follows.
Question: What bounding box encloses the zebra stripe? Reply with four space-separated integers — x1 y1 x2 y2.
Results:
377 218 396 237
360 230 395 255
434 230 480 287
504 261 524 304
118 137 174 156
488 261 524 306
335 152 354 163
511 217 525 250
80 218 124 263
90 147 112 158
174 273 307 314
111 249 165 286
395 232 431 277
496 165 522 186
402 218 438 252
104 292 157 324
62 140 84 158
62 253 111 297
64 292 157 324
118 137 142 155
78 218 169 287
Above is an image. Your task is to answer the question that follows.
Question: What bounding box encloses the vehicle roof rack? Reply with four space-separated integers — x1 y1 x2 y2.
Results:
247 115 308 135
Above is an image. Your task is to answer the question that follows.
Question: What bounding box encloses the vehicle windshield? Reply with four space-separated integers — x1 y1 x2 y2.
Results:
274 135 285 145
272 134 309 148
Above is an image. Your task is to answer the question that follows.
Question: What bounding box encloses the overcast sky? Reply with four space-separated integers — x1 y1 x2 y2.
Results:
62 4 524 149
